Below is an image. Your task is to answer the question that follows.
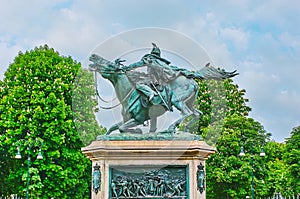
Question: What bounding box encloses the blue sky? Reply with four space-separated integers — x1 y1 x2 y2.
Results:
1 0 299 142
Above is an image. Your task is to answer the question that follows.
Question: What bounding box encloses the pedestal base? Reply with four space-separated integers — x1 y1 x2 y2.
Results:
82 134 215 199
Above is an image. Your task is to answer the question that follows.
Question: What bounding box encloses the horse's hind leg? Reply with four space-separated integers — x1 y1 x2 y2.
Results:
106 122 123 135
119 119 142 134
168 101 193 133
184 109 202 132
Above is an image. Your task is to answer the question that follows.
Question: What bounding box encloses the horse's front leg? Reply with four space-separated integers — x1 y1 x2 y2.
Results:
119 119 142 134
106 122 123 135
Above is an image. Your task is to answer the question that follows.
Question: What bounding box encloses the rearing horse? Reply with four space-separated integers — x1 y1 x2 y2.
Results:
89 54 237 135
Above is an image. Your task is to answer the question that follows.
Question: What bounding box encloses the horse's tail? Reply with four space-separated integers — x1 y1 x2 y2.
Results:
195 67 238 80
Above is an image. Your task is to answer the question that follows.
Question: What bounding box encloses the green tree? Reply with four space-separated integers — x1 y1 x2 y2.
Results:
0 45 102 198
197 79 251 128
192 79 252 145
264 141 294 197
205 114 270 199
191 77 273 198
72 68 106 146
196 78 294 198
285 126 300 195
0 80 16 197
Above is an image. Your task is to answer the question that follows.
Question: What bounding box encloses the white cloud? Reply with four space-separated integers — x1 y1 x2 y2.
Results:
250 0 300 26
175 16 234 67
0 0 299 141
279 32 300 50
220 27 249 51
0 42 24 79
277 89 300 114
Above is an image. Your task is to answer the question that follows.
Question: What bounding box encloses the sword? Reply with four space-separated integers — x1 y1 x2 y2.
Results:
150 82 172 112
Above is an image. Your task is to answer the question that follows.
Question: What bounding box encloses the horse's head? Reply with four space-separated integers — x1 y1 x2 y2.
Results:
90 54 125 73
89 54 115 73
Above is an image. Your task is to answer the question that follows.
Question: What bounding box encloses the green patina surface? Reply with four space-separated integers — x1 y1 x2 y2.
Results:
96 131 202 141
109 165 189 199
89 44 237 136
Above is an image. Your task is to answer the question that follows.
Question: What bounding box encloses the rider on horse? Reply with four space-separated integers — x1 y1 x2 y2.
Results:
122 43 197 112
122 43 177 102
89 46 238 135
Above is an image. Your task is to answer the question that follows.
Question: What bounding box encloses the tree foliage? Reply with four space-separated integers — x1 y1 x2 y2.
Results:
205 114 270 199
284 126 300 194
197 78 251 128
190 79 252 145
0 45 103 198
72 66 106 145
193 78 298 198
1 46 298 198
263 141 294 197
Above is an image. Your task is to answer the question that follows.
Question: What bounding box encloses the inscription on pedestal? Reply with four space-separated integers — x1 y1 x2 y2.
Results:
109 165 189 199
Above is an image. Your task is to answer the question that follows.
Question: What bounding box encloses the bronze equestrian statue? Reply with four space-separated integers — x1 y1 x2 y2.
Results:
89 43 238 135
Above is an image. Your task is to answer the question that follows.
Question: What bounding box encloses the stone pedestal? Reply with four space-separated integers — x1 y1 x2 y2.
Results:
82 134 215 199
